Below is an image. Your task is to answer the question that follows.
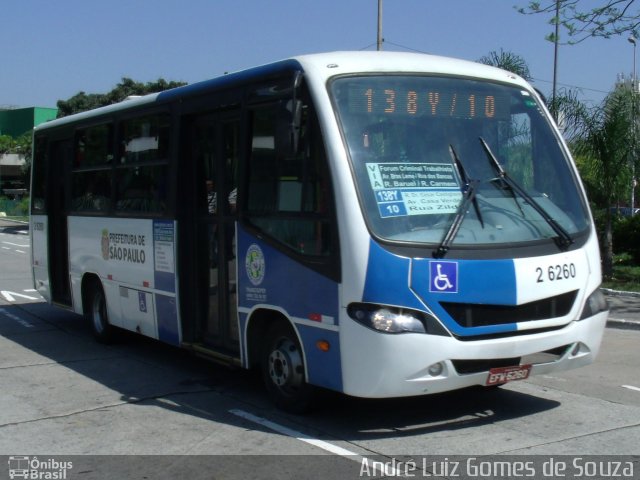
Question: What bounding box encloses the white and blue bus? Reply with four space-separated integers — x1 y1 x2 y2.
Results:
31 52 609 411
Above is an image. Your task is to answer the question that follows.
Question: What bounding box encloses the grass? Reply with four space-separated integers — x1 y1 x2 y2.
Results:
601 254 640 292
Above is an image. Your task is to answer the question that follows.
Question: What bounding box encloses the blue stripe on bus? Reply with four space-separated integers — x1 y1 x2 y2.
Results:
297 324 342 392
361 240 425 310
156 293 180 345
411 258 517 305
236 226 342 390
363 239 520 337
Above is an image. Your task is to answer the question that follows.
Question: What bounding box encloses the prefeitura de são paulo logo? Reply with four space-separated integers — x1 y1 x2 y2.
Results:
245 244 265 286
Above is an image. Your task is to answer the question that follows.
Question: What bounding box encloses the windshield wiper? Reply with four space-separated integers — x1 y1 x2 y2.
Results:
478 137 574 250
433 145 484 259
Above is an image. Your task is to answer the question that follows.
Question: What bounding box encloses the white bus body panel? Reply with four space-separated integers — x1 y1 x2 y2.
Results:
30 214 50 302
67 216 181 344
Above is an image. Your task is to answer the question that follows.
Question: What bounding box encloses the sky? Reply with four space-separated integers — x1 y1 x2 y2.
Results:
1 0 635 110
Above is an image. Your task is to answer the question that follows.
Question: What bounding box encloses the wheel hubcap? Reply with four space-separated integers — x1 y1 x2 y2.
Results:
268 338 303 390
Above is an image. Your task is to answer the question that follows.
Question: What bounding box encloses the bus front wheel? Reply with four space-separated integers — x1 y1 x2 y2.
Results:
87 282 113 344
261 322 315 413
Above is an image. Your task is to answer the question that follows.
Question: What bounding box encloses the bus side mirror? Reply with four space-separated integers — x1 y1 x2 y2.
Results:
275 98 302 158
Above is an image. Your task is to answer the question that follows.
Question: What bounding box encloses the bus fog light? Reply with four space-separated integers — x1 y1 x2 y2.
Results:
571 342 590 356
427 362 444 377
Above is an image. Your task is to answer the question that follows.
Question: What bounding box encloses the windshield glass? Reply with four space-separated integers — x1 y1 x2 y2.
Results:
330 75 590 248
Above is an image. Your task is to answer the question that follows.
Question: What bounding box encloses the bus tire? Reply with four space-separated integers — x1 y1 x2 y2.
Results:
87 282 113 344
261 322 315 413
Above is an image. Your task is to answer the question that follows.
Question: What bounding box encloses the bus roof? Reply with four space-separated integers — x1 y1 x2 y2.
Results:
292 51 528 86
35 51 530 133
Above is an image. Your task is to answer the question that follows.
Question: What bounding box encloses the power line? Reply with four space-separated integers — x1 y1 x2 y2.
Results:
531 77 610 95
383 41 429 54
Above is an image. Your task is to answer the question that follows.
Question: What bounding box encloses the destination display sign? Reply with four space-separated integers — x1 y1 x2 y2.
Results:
349 86 510 119
366 162 462 218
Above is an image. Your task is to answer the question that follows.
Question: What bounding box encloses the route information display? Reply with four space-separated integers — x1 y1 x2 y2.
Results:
366 162 462 218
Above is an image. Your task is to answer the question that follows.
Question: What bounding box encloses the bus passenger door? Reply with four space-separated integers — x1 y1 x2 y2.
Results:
48 139 72 306
184 113 240 352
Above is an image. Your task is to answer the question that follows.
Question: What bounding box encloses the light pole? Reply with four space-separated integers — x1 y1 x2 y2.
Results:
551 0 560 122
629 35 637 214
377 0 383 51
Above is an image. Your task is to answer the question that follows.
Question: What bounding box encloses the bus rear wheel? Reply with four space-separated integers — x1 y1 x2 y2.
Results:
261 322 315 413
87 282 113 344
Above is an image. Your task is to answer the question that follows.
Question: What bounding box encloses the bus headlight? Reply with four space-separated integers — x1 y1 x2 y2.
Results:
579 288 609 320
347 303 444 334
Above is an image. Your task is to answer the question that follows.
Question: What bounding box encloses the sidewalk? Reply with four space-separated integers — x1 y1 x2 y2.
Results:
0 217 29 233
602 289 640 330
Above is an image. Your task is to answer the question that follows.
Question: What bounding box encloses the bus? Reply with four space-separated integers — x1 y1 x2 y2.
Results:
30 51 609 412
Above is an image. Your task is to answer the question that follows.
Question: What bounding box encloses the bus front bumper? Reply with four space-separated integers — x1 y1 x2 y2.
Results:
338 310 608 399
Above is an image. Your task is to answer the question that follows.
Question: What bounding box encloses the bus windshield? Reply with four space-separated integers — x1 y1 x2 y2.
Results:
330 75 590 250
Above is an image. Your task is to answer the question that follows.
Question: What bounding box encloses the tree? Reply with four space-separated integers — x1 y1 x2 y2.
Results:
0 135 14 155
477 49 532 81
0 132 32 193
556 86 638 277
57 77 187 117
518 0 640 43
15 133 33 188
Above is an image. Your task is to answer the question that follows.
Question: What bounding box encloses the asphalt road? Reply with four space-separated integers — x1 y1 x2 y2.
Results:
1 224 639 479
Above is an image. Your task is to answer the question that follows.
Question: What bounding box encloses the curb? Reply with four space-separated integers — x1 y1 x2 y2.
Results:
607 318 640 330
601 288 640 298
602 289 640 330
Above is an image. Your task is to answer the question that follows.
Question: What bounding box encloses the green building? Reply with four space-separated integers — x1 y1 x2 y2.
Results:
0 106 58 138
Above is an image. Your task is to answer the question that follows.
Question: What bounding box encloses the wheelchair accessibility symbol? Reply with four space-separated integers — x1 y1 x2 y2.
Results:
429 261 458 293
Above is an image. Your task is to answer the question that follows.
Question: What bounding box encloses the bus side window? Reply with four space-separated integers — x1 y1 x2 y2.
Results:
246 99 332 257
31 136 48 213
115 114 170 214
71 124 113 213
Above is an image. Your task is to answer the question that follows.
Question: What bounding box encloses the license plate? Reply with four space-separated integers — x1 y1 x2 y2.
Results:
486 364 532 386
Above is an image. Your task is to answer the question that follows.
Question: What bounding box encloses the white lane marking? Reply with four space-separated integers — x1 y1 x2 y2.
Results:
622 385 640 393
2 241 29 247
230 409 359 456
229 409 399 475
15 250 26 254
0 291 39 302
0 307 35 328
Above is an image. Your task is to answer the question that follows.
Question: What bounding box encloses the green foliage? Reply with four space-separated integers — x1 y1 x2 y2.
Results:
551 85 640 278
56 77 187 117
574 88 635 207
517 0 640 43
15 133 33 188
555 86 637 209
0 133 32 187
613 213 640 262
0 135 13 154
477 49 532 81
0 196 29 217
